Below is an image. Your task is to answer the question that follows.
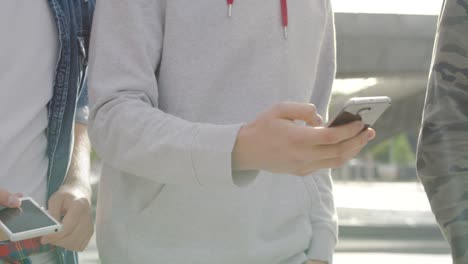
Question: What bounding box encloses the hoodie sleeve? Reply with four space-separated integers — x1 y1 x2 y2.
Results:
417 1 468 263
87 0 256 187
306 2 338 263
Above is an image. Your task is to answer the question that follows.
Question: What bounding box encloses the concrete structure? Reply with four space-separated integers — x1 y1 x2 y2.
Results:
331 13 438 148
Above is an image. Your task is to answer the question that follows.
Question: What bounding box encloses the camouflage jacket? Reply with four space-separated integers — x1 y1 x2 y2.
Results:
417 0 468 263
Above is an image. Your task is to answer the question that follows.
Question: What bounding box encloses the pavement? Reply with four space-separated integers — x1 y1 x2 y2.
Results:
79 182 453 264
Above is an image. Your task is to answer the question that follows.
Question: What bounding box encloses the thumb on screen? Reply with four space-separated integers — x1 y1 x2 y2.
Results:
0 189 21 208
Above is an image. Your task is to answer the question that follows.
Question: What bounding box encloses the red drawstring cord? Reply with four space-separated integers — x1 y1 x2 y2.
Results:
227 0 234 17
281 0 288 39
227 0 289 39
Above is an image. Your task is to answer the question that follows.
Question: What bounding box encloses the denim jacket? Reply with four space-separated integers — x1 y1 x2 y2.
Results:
46 0 95 263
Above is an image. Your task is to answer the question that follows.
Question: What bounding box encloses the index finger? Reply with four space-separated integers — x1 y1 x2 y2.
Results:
313 121 365 145
272 102 320 125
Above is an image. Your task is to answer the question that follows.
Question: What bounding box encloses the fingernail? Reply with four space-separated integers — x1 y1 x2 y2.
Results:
317 116 323 125
368 131 375 140
7 195 20 207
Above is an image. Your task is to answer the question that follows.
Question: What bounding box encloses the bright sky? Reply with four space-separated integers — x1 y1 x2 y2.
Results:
332 0 444 15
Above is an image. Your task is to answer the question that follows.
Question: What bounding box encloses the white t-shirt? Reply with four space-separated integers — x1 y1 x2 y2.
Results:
0 1 58 207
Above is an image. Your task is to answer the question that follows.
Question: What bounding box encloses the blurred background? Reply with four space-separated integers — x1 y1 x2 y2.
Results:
81 0 452 263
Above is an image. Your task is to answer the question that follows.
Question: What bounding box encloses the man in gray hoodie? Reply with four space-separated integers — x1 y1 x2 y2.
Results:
88 1 375 263
417 0 468 263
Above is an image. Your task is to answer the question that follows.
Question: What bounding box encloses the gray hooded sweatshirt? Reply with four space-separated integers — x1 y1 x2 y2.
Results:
88 0 337 263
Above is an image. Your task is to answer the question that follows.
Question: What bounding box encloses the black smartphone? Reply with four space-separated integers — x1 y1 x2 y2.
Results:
328 96 392 128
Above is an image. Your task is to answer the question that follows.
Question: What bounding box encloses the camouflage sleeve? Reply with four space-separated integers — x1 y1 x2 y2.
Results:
417 0 468 262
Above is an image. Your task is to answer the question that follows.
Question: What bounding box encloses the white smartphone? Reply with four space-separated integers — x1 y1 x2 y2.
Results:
328 96 392 128
0 197 63 242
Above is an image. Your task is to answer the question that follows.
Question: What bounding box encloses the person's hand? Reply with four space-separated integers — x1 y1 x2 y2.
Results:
233 102 375 176
40 184 93 251
0 189 23 242
306 260 328 264
0 189 22 208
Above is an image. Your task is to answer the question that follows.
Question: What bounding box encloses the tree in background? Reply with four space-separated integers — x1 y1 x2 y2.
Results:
369 133 415 166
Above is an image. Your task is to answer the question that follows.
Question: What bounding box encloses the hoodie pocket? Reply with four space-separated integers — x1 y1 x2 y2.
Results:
256 174 312 241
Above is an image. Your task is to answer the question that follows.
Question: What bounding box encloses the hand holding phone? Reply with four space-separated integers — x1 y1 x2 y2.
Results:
0 197 62 242
234 102 378 176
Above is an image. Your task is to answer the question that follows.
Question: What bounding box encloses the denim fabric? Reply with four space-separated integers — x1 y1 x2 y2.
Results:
46 1 95 263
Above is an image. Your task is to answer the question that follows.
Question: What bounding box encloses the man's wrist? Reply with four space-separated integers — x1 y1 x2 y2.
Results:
232 124 257 171
62 177 92 200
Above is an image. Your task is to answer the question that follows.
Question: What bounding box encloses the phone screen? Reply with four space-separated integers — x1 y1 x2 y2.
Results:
0 200 57 234
328 111 363 127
